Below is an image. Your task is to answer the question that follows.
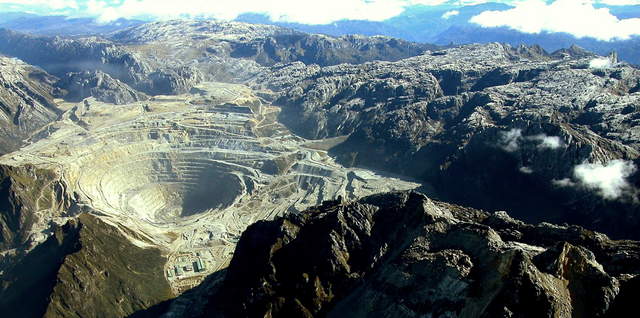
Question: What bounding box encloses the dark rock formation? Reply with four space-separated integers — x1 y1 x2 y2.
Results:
143 65 204 96
0 213 173 318
55 70 148 104
202 191 640 317
0 55 60 153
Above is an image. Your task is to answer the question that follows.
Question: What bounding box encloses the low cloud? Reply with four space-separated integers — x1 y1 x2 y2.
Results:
529 134 564 149
519 166 534 174
442 10 459 20
470 0 640 41
86 0 409 24
499 128 522 152
574 159 636 199
589 58 614 69
553 178 576 187
499 129 564 152
0 0 79 10
601 0 640 5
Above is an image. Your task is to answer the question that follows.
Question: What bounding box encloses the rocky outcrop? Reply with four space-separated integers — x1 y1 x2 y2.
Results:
0 29 202 96
0 213 173 318
142 65 204 96
0 55 60 153
202 191 640 317
55 70 148 104
254 43 640 239
0 163 78 271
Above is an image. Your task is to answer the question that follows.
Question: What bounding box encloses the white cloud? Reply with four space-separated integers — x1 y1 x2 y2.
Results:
553 178 576 187
442 10 459 20
589 58 613 69
529 134 564 149
0 0 78 9
408 0 450 5
470 0 640 41
519 166 534 174
499 128 522 152
86 0 409 24
574 159 636 199
499 129 564 152
601 0 640 5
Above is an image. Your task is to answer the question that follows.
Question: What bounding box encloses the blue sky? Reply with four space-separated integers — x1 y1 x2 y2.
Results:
2 0 640 40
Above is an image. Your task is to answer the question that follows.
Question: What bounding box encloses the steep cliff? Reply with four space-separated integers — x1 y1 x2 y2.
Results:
202 191 640 317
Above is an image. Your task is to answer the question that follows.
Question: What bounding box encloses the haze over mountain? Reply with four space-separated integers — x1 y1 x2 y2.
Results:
1 1 640 317
4 0 640 63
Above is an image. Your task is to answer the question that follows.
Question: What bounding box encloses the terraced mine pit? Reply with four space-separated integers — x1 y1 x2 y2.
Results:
1 82 424 293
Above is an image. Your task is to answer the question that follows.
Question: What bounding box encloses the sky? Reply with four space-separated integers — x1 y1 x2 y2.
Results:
2 0 640 40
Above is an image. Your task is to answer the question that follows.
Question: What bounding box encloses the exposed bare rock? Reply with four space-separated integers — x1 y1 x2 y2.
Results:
201 191 640 318
111 20 434 69
143 65 204 96
0 55 59 153
55 70 148 104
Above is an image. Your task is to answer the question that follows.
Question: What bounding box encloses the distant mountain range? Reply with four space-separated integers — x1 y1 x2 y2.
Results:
3 3 640 64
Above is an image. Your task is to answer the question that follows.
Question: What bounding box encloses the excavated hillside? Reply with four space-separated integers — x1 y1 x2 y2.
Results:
0 79 422 297
197 191 640 318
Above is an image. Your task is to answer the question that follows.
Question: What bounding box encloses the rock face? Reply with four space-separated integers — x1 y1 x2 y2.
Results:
201 191 640 317
0 164 74 253
55 70 148 105
253 43 640 239
0 55 60 153
0 213 173 318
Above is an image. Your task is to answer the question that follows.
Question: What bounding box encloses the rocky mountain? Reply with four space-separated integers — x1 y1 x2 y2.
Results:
0 20 434 97
252 42 640 239
0 55 60 153
193 191 640 317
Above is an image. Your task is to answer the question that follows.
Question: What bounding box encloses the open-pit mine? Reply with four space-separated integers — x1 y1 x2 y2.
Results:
0 81 424 293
